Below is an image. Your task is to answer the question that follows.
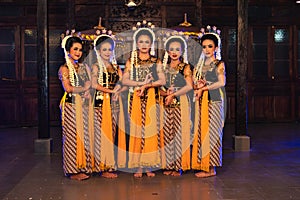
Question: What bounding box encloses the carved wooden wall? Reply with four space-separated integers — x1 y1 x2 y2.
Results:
0 0 300 127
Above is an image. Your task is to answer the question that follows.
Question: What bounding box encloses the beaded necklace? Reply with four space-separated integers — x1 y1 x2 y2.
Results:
97 57 109 88
130 50 138 81
194 55 205 81
66 57 79 87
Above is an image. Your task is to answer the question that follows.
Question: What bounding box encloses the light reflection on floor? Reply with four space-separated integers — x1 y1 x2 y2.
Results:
0 123 300 199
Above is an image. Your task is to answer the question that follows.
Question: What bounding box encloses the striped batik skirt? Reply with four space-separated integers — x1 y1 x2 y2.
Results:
61 102 93 176
193 100 224 168
163 101 190 171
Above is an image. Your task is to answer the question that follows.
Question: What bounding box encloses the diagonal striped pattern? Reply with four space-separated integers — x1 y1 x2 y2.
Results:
163 108 174 170
62 103 93 175
82 106 92 173
196 101 202 162
163 106 183 171
112 106 119 141
94 108 102 172
112 107 119 166
140 99 146 149
173 107 182 171
62 103 79 175
208 101 224 167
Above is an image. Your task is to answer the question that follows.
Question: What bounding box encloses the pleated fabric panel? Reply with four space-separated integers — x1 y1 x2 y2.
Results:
208 101 224 166
162 107 183 171
62 103 92 175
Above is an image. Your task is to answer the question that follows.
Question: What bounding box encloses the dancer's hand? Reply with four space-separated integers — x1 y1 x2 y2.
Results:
167 85 174 95
84 81 91 91
165 94 175 105
112 84 121 93
137 85 146 97
143 73 153 85
112 91 120 101
194 89 203 100
83 90 91 99
195 79 206 89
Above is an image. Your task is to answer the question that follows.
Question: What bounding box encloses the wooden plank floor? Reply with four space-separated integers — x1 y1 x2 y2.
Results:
0 122 300 199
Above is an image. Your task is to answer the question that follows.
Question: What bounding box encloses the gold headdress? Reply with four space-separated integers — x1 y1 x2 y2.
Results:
194 25 221 81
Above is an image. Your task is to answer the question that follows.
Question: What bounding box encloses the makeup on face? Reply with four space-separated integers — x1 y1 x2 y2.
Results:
169 47 181 51
202 39 217 59
168 41 182 60
137 35 151 51
69 43 83 61
99 42 113 61
202 44 214 49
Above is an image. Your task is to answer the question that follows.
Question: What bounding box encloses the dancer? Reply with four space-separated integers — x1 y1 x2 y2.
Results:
160 35 193 176
58 35 93 181
122 21 166 177
91 33 127 178
192 26 226 178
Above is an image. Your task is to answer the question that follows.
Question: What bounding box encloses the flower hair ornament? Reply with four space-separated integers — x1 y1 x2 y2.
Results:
194 25 221 81
61 29 81 87
130 20 156 81
93 30 117 87
132 20 156 56
162 34 188 70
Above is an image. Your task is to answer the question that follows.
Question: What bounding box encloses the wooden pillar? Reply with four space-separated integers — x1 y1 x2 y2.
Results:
35 0 52 154
195 0 202 27
233 0 250 151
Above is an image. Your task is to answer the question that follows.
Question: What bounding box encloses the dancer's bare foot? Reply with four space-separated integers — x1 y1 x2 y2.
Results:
146 170 155 177
134 172 142 178
171 171 181 176
70 173 90 181
134 168 143 178
195 168 216 178
163 170 172 175
102 172 118 179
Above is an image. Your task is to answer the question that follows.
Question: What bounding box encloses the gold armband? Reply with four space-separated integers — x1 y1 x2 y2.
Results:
184 70 192 78
59 72 69 81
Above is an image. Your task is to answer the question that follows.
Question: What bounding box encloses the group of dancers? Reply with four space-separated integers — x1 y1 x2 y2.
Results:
58 22 226 180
